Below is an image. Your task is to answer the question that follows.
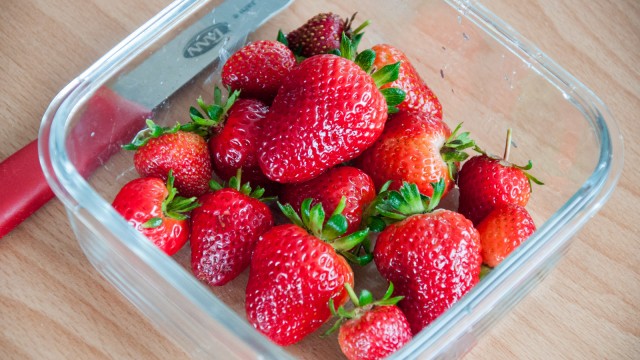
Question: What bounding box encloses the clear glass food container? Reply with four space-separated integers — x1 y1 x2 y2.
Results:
38 0 624 358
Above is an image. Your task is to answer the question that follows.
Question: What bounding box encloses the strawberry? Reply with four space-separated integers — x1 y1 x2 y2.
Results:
112 171 199 255
371 180 482 334
221 40 296 103
245 199 370 345
190 170 274 286
372 44 442 118
186 87 273 188
125 120 212 198
258 36 405 183
457 129 543 225
279 166 376 236
477 203 536 268
209 98 271 186
355 110 474 198
283 13 369 58
325 283 412 360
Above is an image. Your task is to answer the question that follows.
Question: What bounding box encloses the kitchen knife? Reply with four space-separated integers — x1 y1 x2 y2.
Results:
0 0 293 239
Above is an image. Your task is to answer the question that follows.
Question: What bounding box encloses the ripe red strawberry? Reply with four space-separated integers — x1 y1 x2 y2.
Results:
112 172 199 256
209 98 271 186
372 180 482 334
372 44 442 118
190 170 273 286
246 200 370 345
221 40 296 103
188 88 272 188
125 120 212 198
477 203 536 267
258 43 405 183
325 283 412 360
279 166 376 235
284 13 368 57
355 110 474 198
457 129 543 225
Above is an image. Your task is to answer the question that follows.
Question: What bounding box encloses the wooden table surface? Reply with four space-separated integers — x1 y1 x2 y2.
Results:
1 0 638 358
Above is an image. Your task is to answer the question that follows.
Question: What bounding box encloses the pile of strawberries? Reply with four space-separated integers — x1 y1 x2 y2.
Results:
111 12 542 360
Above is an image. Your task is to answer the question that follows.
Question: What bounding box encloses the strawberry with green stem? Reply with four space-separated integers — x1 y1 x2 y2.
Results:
245 198 370 345
112 171 199 256
125 120 212 198
457 128 544 225
187 87 274 188
325 282 412 360
355 110 475 198
190 169 274 286
372 179 482 334
258 34 406 183
279 166 376 236
282 12 370 58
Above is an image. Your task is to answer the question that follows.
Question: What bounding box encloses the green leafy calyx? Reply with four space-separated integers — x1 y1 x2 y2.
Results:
182 86 240 138
277 197 369 256
143 170 200 228
209 168 276 202
364 179 446 231
323 282 404 336
276 29 288 46
123 119 181 151
441 122 476 181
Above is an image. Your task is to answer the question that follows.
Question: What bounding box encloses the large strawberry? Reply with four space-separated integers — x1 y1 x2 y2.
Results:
187 88 273 188
279 166 376 236
258 36 405 184
125 120 212 198
355 110 474 198
221 40 296 103
190 170 273 286
283 12 368 58
112 171 199 256
245 200 369 345
477 203 536 268
325 282 412 360
372 180 482 334
457 129 543 225
372 43 442 118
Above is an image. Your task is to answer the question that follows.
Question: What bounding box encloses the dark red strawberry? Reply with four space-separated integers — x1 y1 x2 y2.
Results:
372 180 482 334
457 129 543 225
209 98 271 186
221 40 296 103
284 13 368 58
279 166 376 235
325 282 412 360
477 203 536 267
190 170 273 286
125 120 212 198
245 200 369 345
258 38 405 183
372 44 442 118
112 172 199 255
355 110 474 198
188 88 272 188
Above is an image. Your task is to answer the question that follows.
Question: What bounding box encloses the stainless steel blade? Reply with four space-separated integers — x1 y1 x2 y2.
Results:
110 0 293 109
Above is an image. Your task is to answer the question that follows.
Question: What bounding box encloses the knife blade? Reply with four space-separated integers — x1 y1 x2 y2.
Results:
0 0 293 239
111 0 293 109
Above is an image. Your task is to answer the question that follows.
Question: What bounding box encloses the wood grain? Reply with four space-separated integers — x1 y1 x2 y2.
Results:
0 0 638 359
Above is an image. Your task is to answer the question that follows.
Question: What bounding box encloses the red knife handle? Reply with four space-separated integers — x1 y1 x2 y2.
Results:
0 87 151 239
0 139 54 238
